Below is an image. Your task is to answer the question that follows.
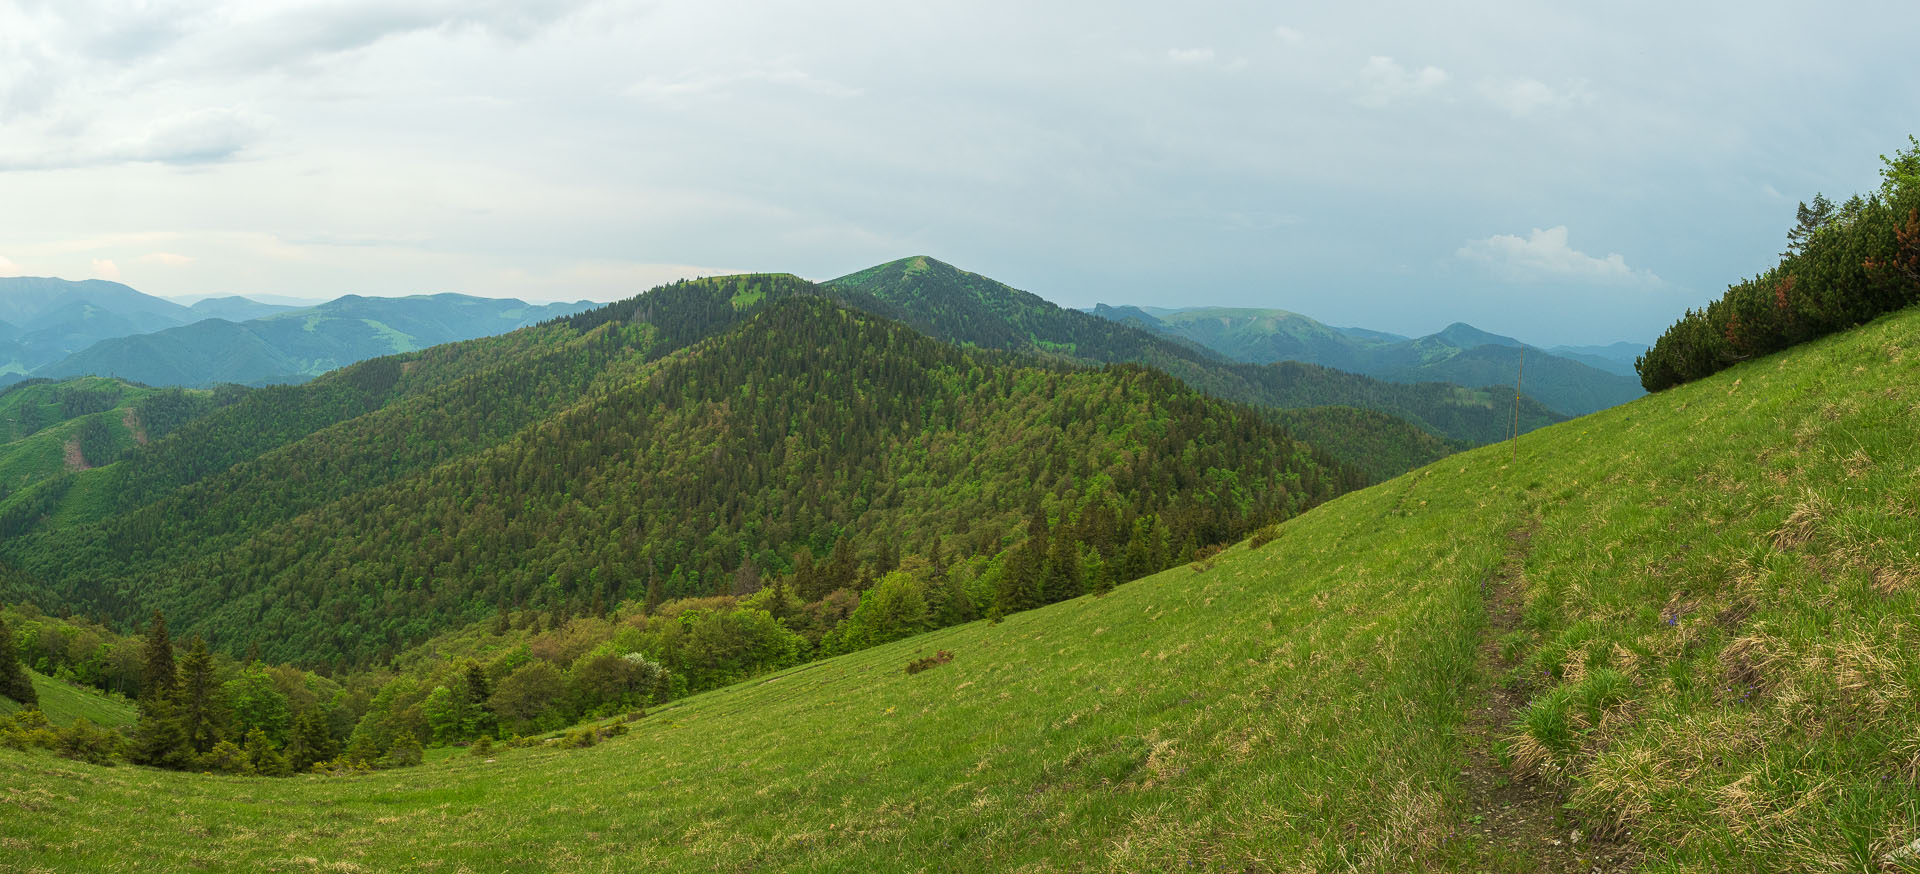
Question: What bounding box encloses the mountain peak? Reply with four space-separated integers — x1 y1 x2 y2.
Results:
1430 322 1521 349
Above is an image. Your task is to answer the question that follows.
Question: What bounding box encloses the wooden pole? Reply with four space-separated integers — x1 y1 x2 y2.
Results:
1510 347 1524 461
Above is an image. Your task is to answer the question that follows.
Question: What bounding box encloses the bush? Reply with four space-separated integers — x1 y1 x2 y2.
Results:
905 650 954 675
468 735 494 758
54 717 125 765
0 708 58 752
1639 138 1920 391
200 740 253 775
380 731 423 768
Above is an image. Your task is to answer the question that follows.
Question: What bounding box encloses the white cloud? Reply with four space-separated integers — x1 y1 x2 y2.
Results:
1457 226 1657 285
127 108 260 165
140 252 197 266
90 258 121 281
1274 26 1305 45
1355 56 1448 108
1478 77 1589 118
1164 47 1246 71
0 255 20 277
0 108 260 171
627 65 863 103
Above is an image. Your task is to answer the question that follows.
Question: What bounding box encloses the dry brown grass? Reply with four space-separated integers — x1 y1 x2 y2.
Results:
1770 491 1830 551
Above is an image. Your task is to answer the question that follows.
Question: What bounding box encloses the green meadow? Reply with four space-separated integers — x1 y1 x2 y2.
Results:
5 306 1920 872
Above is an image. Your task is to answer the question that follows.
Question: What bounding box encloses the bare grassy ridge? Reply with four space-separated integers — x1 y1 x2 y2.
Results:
4 308 1920 871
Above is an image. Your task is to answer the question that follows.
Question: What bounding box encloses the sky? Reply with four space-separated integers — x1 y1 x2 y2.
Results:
3 1 1917 346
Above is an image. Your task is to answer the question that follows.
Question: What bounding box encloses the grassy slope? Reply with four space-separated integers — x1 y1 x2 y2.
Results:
0 377 160 508
2 308 1918 871
0 670 138 728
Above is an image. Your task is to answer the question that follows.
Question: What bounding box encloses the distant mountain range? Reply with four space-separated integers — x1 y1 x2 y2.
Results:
1092 305 1645 417
0 277 593 387
826 257 1568 479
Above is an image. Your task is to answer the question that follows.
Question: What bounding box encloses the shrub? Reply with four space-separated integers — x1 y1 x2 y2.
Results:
200 740 253 775
468 735 494 758
906 650 954 675
381 731 423 768
54 717 125 766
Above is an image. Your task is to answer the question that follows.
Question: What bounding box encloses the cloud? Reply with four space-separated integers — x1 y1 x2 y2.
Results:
90 258 121 281
1478 77 1589 118
1355 56 1448 108
199 0 598 72
127 108 260 164
1164 47 1247 71
628 65 864 103
140 252 197 266
0 108 260 171
1274 26 1305 45
0 256 20 277
1457 226 1657 285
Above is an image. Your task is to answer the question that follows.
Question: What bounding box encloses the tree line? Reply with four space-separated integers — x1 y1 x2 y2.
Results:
1637 137 1920 391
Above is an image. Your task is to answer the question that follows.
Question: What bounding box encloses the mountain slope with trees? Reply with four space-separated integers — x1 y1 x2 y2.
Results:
1637 137 1920 391
828 257 1560 471
35 293 594 388
0 277 204 380
1100 305 1643 417
7 290 1919 872
0 277 1356 669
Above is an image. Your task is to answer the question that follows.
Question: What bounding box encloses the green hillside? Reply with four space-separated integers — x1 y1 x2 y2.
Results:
0 279 1355 668
5 284 1916 871
1106 305 1643 417
0 377 235 517
1269 404 1460 481
831 257 1564 468
0 670 138 728
35 293 596 388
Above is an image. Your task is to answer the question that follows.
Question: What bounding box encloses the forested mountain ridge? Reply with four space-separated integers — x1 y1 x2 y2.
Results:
0 377 251 519
1096 304 1644 416
35 292 596 388
0 276 1357 668
0 277 203 380
827 257 1562 465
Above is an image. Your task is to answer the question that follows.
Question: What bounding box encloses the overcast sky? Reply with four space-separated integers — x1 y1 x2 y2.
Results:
3 1 1915 345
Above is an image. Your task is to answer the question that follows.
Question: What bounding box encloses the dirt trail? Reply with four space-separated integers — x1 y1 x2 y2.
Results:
1458 523 1637 873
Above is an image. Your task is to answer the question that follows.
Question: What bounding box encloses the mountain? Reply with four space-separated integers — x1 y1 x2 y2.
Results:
1546 341 1646 377
1097 304 1645 416
827 257 1562 472
186 296 297 322
0 274 1357 666
0 277 203 378
7 294 1916 872
1107 304 1397 371
34 293 597 387
0 377 239 513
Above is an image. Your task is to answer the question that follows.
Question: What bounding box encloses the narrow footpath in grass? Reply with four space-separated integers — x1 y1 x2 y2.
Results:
1459 520 1638 873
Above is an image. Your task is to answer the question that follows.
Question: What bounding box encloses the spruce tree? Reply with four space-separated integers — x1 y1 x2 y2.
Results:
245 728 292 777
1043 529 1084 604
287 706 339 771
177 635 221 754
141 610 177 703
993 538 1044 617
645 573 665 614
130 694 194 769
462 661 497 739
0 617 36 706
